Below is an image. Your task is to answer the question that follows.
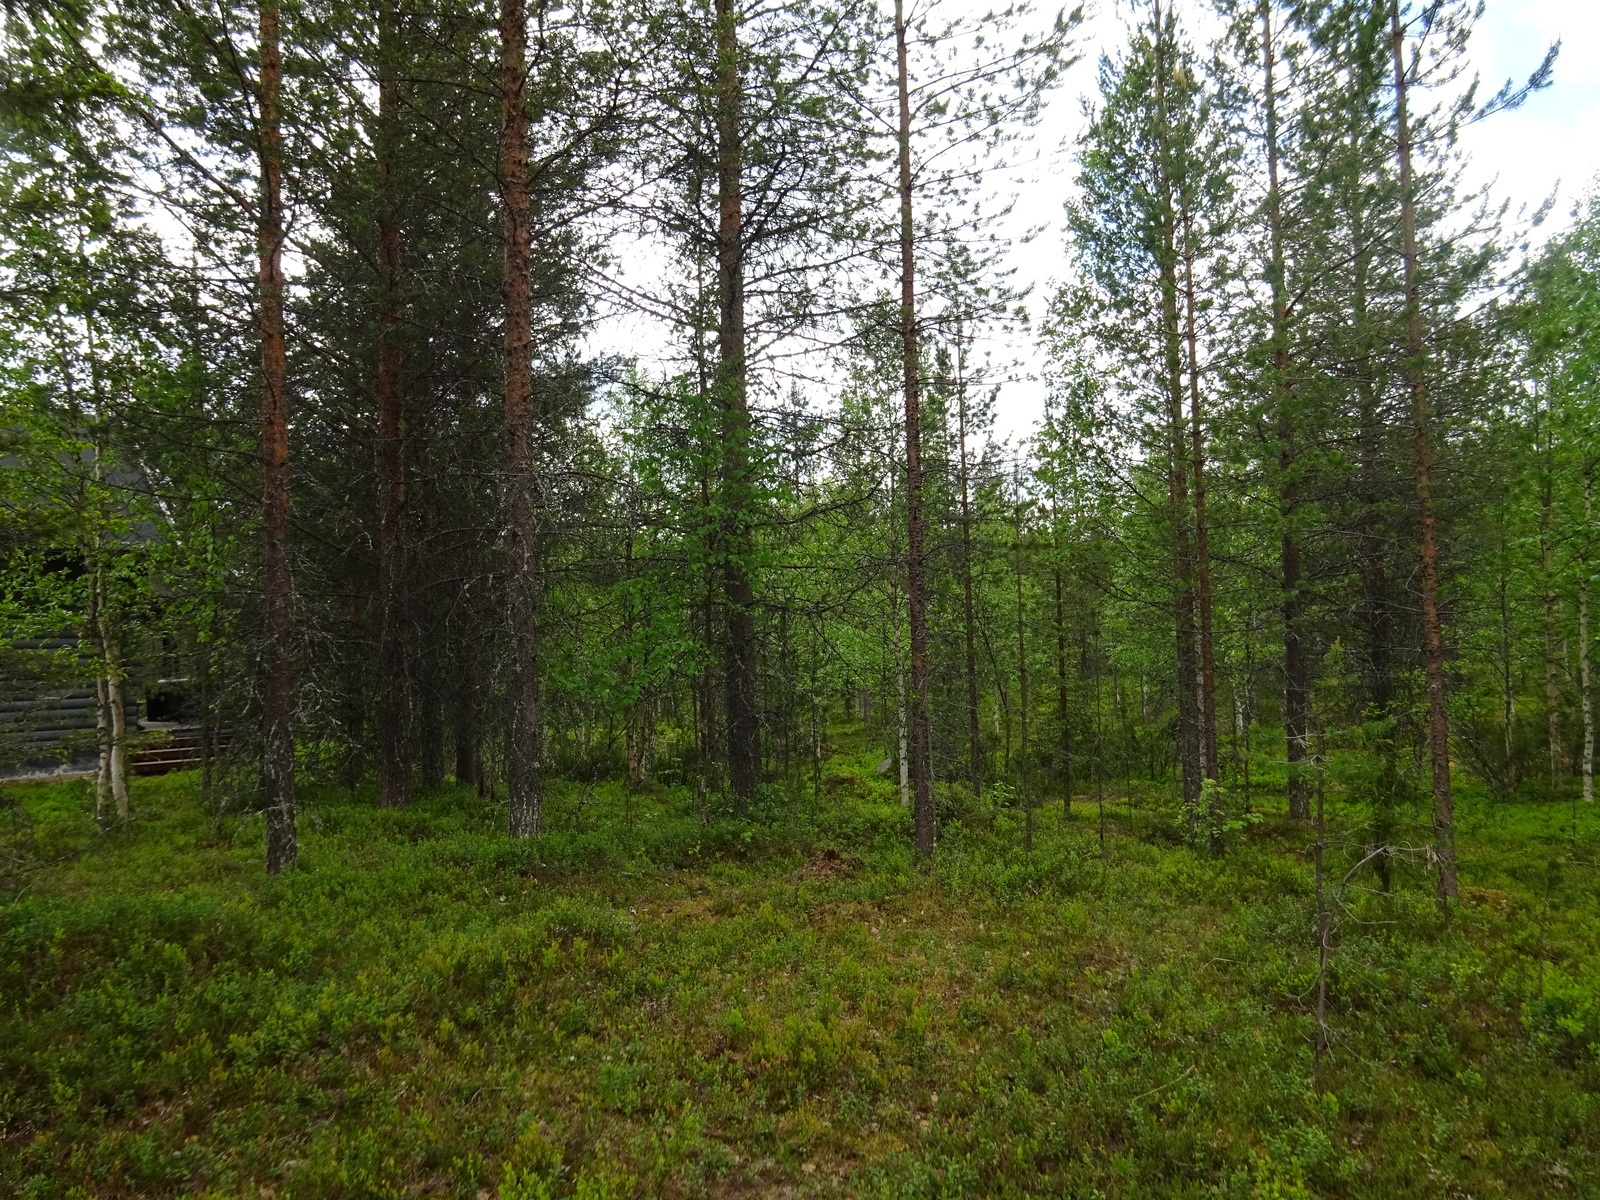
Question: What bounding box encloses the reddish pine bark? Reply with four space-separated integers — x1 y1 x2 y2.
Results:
501 0 543 838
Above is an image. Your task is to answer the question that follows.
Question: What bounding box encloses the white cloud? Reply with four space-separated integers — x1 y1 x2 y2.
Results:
1456 0 1600 235
1510 0 1600 85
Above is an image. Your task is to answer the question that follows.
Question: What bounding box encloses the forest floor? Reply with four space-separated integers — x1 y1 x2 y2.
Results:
2 727 1598 1199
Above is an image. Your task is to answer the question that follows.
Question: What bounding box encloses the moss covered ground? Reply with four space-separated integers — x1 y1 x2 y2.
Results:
2 730 1598 1198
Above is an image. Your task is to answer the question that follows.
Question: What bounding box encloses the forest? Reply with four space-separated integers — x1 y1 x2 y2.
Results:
1 0 1597 1194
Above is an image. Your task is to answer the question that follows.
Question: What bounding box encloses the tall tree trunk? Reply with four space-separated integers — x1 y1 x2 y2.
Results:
96 590 130 820
957 360 983 804
416 636 445 789
1239 610 1254 810
340 592 366 790
1281 493 1310 818
1095 639 1107 852
198 615 215 810
87 527 129 824
414 420 445 792
691 273 719 821
893 581 909 808
699 470 719 822
1180 195 1218 785
1499 550 1515 790
1014 490 1031 851
181 287 217 813
626 699 650 787
1261 0 1310 819
623 529 643 787
1541 432 1562 788
454 621 483 792
1055 559 1072 817
1152 0 1201 814
1390 3 1457 899
715 0 759 811
809 624 822 805
84 313 130 823
89 562 117 829
895 0 935 863
1165 314 1199 791
1357 422 1393 764
375 0 410 808
1351 158 1396 887
778 606 791 783
627 537 657 790
95 671 113 826
1581 466 1594 804
500 0 543 838
259 0 296 874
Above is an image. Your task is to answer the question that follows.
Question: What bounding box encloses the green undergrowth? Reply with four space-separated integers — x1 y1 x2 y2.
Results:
2 745 1597 1199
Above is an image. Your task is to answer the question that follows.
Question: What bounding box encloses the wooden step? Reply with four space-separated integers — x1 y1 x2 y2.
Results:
130 730 234 776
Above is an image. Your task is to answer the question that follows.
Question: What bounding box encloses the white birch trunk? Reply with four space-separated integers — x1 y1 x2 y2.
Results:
90 562 130 821
99 607 130 819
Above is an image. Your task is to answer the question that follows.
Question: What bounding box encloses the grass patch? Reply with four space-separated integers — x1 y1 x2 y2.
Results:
2 745 1597 1198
